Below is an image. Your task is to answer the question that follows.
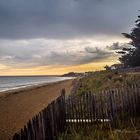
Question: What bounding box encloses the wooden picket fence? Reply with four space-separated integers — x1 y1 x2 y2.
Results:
11 84 140 140
66 84 140 128
12 89 66 140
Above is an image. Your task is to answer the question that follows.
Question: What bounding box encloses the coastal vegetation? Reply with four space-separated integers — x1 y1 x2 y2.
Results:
58 69 140 140
76 70 140 94
117 13 140 68
59 126 140 140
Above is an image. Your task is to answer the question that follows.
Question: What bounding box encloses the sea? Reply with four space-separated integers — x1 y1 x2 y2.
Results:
0 76 73 93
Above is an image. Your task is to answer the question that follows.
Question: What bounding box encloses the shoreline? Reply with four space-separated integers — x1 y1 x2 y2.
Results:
0 78 75 98
0 78 76 140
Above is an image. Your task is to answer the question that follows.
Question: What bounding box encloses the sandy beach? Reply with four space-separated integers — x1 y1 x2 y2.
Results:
0 79 75 140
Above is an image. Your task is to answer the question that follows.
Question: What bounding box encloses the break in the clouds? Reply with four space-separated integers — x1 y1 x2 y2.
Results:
0 0 140 39
0 39 122 68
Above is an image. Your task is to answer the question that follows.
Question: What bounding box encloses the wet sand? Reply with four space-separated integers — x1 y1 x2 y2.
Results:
0 79 75 140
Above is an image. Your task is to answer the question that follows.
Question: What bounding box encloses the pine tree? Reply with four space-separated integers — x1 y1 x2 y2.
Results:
118 14 140 67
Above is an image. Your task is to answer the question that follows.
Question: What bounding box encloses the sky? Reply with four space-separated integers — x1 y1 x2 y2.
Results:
0 0 140 75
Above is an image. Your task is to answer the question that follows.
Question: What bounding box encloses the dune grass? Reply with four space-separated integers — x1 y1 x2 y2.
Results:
58 122 140 140
59 70 140 140
76 71 140 95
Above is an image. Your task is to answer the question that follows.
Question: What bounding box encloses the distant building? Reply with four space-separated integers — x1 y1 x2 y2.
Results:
110 64 124 70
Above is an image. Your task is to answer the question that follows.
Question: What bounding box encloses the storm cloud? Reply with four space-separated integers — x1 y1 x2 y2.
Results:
0 0 140 39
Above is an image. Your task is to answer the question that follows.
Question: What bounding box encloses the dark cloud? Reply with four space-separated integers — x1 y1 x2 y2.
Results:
0 42 113 68
0 0 139 39
106 42 133 51
46 47 112 66
106 42 124 50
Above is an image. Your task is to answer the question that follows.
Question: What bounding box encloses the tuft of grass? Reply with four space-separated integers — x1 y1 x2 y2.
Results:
58 126 140 140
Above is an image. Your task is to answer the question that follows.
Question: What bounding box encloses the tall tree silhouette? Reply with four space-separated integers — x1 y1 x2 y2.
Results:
118 13 140 67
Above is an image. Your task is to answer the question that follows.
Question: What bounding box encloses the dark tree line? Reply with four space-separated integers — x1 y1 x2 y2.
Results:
118 13 140 68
